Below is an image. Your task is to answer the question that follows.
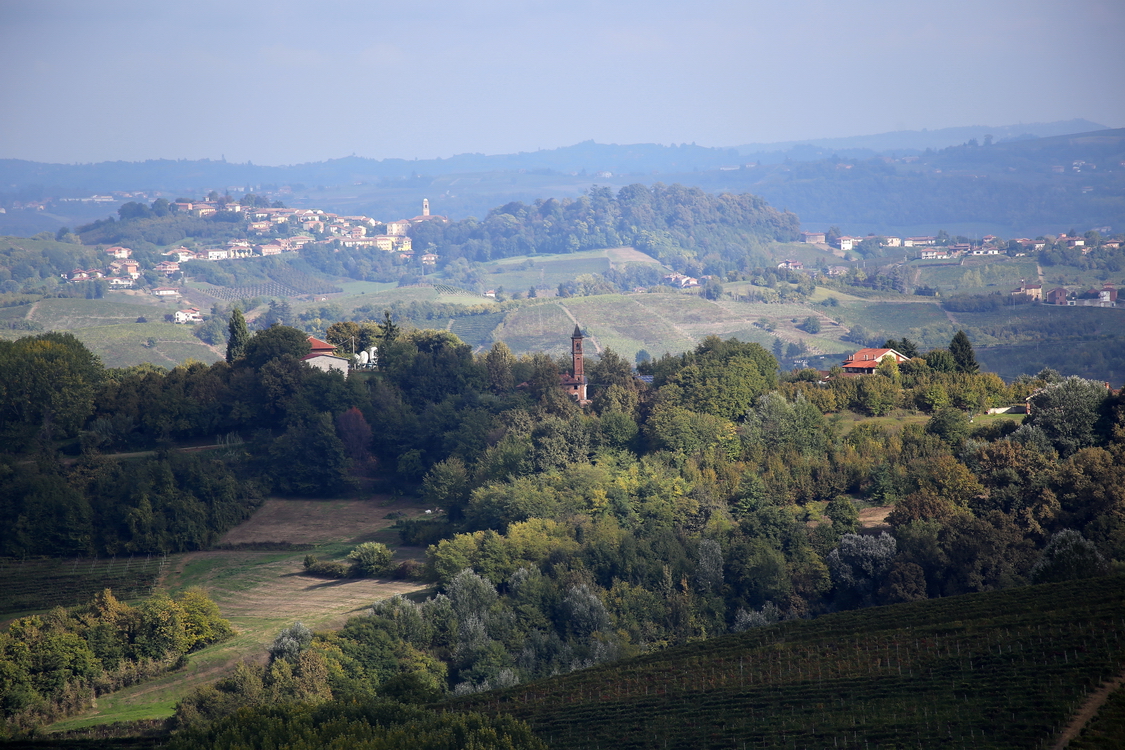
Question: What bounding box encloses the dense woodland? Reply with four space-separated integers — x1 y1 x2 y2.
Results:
2 310 1123 742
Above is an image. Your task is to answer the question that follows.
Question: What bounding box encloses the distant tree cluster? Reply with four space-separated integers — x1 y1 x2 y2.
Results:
0 588 232 731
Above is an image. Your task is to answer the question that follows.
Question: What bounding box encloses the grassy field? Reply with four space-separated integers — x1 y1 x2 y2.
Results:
831 298 955 348
70 323 223 369
451 574 1125 750
41 495 433 732
911 257 1040 295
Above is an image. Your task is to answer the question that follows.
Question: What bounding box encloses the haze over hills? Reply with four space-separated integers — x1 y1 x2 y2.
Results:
734 118 1109 160
4 121 1122 239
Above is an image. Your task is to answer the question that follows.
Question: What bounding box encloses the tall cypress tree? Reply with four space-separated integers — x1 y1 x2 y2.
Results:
949 330 978 374
226 308 250 363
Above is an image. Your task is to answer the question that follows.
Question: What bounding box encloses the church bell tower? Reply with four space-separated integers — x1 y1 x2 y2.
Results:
571 324 587 401
422 198 430 217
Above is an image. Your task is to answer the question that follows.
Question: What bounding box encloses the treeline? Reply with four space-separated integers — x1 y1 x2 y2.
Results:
169 697 544 750
410 183 799 277
0 588 232 733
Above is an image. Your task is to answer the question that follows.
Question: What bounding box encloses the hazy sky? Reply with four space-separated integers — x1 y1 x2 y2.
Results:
2 0 1123 165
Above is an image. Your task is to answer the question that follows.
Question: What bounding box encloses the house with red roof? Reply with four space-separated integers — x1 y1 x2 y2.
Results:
840 348 909 375
307 336 336 356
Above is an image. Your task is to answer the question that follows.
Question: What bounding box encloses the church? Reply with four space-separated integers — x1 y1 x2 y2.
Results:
559 324 589 403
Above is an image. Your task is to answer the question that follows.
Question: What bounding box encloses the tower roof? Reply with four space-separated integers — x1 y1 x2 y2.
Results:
572 324 583 339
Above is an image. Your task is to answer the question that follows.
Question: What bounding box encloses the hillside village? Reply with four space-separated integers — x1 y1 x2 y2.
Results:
62 198 448 293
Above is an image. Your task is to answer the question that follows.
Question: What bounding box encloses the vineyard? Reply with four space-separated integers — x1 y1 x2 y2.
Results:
193 269 342 301
450 574 1125 749
449 311 507 348
0 555 166 619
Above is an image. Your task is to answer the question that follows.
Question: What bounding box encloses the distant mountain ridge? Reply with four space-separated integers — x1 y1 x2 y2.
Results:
0 120 1108 194
735 118 1109 159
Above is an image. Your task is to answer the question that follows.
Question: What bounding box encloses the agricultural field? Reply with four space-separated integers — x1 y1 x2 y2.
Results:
44 495 433 732
0 556 168 623
452 574 1125 750
494 293 874 362
830 299 955 348
911 256 1040 295
9 296 173 331
67 322 223 369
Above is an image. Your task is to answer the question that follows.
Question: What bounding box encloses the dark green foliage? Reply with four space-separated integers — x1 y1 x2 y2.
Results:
1022 376 1113 456
925 406 971 446
225 308 249 363
949 330 979 374
799 316 821 334
240 324 309 369
0 454 260 557
413 183 798 277
0 332 103 449
166 698 546 750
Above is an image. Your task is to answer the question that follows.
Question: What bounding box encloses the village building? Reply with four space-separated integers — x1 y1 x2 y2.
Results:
1011 283 1043 301
800 231 826 244
173 307 203 324
840 348 909 375
776 259 804 271
302 352 350 376
152 287 180 297
105 246 132 259
1045 287 1070 305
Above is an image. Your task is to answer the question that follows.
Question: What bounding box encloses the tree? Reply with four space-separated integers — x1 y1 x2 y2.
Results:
226 308 250 363
484 342 515 393
346 542 394 577
949 330 978 374
800 316 821 334
378 310 400 345
242 325 310 369
884 338 919 358
925 348 957 373
326 321 361 355
1029 529 1108 584
1023 376 1112 456
925 407 971 446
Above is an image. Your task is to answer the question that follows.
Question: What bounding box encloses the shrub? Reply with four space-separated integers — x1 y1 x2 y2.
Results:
346 542 394 577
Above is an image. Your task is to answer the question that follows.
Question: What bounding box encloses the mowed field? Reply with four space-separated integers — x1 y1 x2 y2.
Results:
47 495 434 732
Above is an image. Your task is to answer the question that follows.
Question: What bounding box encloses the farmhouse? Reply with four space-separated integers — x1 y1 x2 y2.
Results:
800 231 826 244
152 287 180 297
1010 283 1043 301
1045 287 1070 305
301 352 349 376
173 308 203 324
840 348 909 375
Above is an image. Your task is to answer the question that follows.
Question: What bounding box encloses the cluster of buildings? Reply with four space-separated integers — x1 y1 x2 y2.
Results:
64 200 446 298
1011 282 1120 307
802 229 1121 262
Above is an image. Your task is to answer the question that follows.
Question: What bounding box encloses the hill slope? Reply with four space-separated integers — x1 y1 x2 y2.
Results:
450 574 1125 750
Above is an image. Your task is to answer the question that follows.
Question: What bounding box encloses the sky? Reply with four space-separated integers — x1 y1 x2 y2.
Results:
2 0 1123 166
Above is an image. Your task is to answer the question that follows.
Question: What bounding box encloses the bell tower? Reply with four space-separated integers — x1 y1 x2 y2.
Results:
571 324 586 400
422 198 430 217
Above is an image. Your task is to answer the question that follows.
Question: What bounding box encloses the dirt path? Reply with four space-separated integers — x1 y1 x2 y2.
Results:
557 303 603 354
1051 668 1125 749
